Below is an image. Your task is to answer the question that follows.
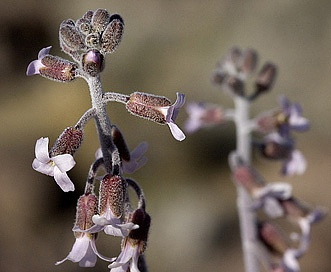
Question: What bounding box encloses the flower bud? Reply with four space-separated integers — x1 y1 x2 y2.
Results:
74 193 98 237
111 125 130 161
76 18 92 36
240 48 258 76
39 55 77 82
99 174 126 218
82 49 104 76
255 62 277 94
126 92 172 124
92 8 111 33
258 221 288 256
101 14 124 54
50 126 84 157
128 208 151 253
59 20 85 51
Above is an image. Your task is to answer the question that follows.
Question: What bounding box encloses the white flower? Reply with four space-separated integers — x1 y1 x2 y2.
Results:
32 137 76 192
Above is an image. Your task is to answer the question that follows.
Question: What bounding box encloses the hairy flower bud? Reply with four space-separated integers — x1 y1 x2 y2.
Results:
74 193 98 237
126 92 172 124
129 208 151 248
76 18 92 36
111 125 130 161
82 49 104 76
50 126 84 157
101 14 124 54
59 20 85 51
92 8 111 33
240 48 258 76
99 174 126 218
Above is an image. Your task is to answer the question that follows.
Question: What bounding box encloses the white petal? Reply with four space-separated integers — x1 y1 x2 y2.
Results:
56 236 90 265
54 167 75 192
52 154 76 172
32 158 54 176
34 137 50 163
168 122 186 141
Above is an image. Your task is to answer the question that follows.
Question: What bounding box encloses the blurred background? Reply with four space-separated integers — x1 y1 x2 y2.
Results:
0 1 330 271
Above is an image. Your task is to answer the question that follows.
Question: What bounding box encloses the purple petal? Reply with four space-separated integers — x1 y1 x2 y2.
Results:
283 150 307 176
53 167 75 192
26 60 44 76
38 46 52 59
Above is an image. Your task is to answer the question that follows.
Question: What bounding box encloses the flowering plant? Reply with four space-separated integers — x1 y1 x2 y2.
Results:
185 47 326 272
27 8 185 272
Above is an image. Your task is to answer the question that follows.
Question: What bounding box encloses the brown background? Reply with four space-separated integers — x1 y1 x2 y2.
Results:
0 1 330 271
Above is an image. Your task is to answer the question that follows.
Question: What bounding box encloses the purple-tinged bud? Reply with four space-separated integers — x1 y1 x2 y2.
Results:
258 221 289 256
101 14 124 54
260 140 292 160
255 62 277 94
40 55 77 82
85 33 100 48
280 197 319 221
128 208 151 253
74 193 98 237
111 125 130 161
232 164 265 193
82 49 104 76
225 75 245 97
92 8 111 33
59 21 85 51
126 92 172 124
99 174 126 218
240 48 258 76
50 126 84 157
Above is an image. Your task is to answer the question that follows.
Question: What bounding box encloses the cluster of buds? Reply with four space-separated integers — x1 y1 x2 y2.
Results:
185 47 325 272
26 8 186 272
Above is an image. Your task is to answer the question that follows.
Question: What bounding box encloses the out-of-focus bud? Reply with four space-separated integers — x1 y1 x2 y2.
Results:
111 125 130 162
59 20 85 51
258 221 289 256
240 48 258 76
92 8 111 33
82 49 104 76
50 126 84 157
251 62 277 100
99 174 126 218
101 14 124 54
83 10 94 21
259 139 292 160
225 75 245 97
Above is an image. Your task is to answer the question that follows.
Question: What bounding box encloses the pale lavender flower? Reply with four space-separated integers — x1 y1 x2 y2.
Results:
184 102 228 133
26 46 52 76
108 240 140 272
32 137 75 192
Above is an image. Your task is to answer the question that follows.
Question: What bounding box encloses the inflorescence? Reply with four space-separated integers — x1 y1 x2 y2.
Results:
27 8 185 271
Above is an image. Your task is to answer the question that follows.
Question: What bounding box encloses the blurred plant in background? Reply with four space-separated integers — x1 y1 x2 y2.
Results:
185 47 326 272
26 8 185 272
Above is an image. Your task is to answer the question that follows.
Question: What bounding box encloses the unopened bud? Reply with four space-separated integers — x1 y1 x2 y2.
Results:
111 125 130 161
82 49 104 76
92 8 111 33
260 141 292 160
126 92 171 124
101 14 124 54
128 208 151 253
76 18 92 36
225 75 245 97
39 55 77 82
74 193 98 237
255 62 277 94
258 221 288 256
99 174 126 218
240 48 258 76
59 21 85 51
50 126 84 157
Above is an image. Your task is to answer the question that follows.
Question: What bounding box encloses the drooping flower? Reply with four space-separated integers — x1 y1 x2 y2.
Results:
57 194 115 267
32 137 76 192
109 208 151 272
126 92 186 141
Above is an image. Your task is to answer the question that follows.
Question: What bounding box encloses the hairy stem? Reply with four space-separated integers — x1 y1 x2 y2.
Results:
234 97 259 272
